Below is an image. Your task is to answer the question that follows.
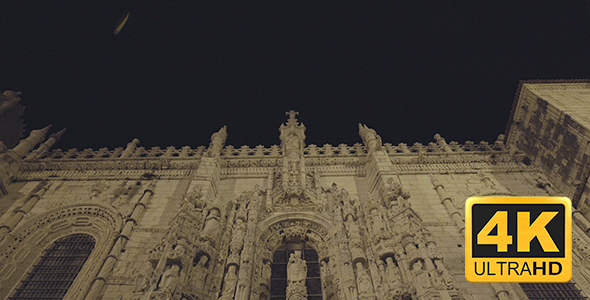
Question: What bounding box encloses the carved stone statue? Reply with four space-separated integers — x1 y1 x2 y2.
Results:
206 126 227 157
355 262 374 297
184 186 205 209
385 257 402 290
411 260 432 296
370 208 386 234
219 265 238 300
159 264 180 295
287 250 307 284
230 218 246 254
433 258 454 289
261 260 272 287
190 255 209 290
358 123 382 151
133 260 153 292
202 208 222 239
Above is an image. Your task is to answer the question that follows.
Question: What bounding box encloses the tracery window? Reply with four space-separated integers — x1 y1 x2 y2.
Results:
10 234 96 299
270 243 323 300
519 282 587 299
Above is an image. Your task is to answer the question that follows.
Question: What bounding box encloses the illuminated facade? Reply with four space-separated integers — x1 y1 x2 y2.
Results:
0 81 590 299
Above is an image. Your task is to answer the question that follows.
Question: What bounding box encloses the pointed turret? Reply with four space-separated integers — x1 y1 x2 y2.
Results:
11 125 52 158
27 128 67 159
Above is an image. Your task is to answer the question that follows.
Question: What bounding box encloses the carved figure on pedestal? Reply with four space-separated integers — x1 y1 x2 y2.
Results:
201 208 222 241
159 264 180 295
288 251 307 284
133 260 154 292
219 265 238 300
231 219 246 249
385 257 402 293
411 260 432 296
433 258 454 289
286 250 308 300
184 186 205 210
370 208 387 236
355 262 375 298
261 260 272 287
190 255 209 290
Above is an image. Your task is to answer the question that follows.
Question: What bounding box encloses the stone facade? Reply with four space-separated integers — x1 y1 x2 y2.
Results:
0 82 590 299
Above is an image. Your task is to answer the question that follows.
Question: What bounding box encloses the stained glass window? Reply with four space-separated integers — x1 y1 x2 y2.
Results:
10 234 96 299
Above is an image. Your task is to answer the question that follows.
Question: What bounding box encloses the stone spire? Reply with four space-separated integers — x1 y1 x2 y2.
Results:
27 128 66 159
279 110 306 158
358 123 382 151
12 125 52 158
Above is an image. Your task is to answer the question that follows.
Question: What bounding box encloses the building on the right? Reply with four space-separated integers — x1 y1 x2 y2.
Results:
506 80 590 299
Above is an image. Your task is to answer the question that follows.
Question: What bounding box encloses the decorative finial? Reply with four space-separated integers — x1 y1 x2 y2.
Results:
286 110 299 124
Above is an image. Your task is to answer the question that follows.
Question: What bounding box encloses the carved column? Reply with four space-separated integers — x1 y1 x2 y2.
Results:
0 182 49 245
430 175 465 235
84 182 156 300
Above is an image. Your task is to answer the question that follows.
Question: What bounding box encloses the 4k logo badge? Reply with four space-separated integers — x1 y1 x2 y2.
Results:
465 197 571 282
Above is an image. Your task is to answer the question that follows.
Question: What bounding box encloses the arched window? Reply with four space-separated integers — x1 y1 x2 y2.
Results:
10 234 96 299
270 243 322 300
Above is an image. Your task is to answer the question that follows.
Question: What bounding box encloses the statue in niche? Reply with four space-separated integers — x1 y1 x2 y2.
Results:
345 217 361 239
432 258 454 289
411 260 432 295
190 255 209 290
287 250 307 285
184 186 205 209
230 218 246 253
219 265 238 300
385 257 402 290
133 260 153 292
355 262 374 296
169 245 185 260
261 260 272 287
370 208 386 234
202 208 222 238
159 264 180 295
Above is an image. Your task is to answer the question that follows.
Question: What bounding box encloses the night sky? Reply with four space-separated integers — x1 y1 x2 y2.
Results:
1 2 589 151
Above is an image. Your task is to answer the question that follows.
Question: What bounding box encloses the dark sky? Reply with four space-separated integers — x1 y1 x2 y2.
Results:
1 2 589 151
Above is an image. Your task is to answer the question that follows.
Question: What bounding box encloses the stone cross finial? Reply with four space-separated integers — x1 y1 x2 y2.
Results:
286 110 298 119
286 110 299 125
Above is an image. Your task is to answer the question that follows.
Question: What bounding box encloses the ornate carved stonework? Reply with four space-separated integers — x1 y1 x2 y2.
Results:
6 107 590 300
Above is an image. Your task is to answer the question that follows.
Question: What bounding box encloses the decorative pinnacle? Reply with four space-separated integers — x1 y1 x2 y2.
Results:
38 124 53 136
51 128 67 141
286 110 299 124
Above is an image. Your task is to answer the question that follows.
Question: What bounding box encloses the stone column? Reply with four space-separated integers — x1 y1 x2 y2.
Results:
84 182 156 300
430 175 465 235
